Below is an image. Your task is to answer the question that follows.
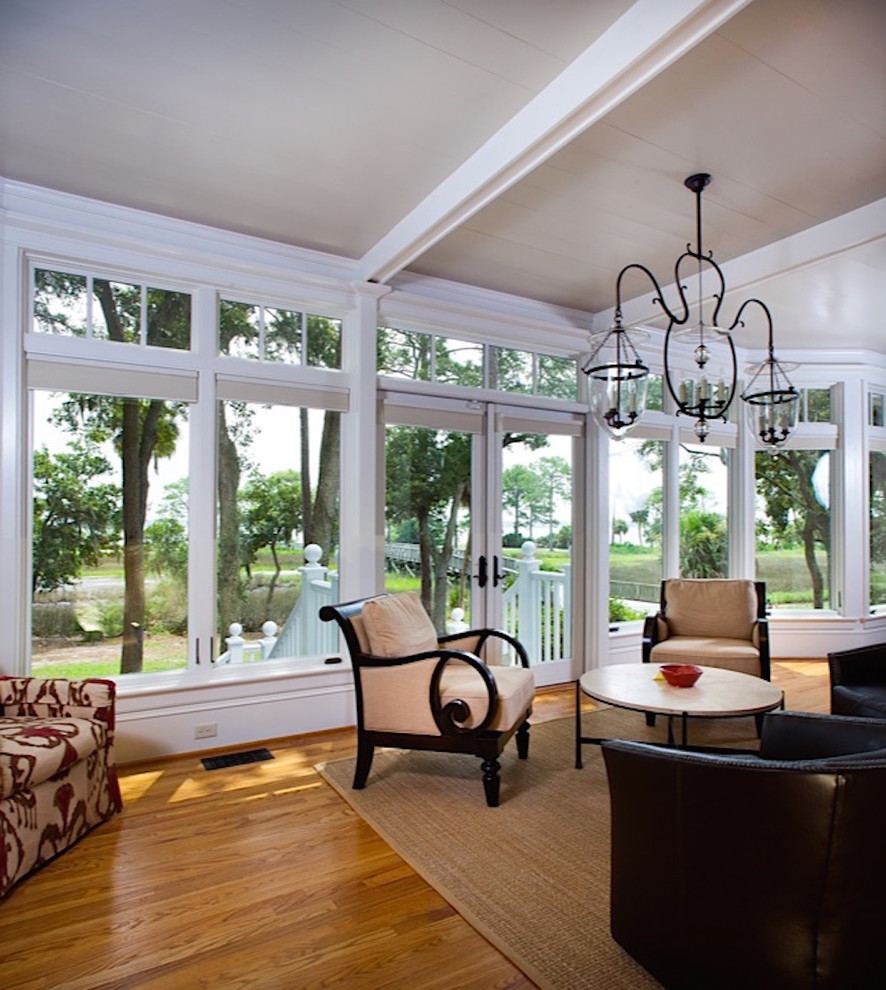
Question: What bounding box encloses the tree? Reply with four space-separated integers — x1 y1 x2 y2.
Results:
385 425 471 630
537 455 571 547
629 506 649 546
502 464 542 539
611 517 629 544
32 442 120 593
240 470 302 607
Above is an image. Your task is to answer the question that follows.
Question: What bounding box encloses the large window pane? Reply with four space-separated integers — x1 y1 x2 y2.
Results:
383 424 471 632
871 450 886 610
31 391 190 677
756 449 832 609
501 433 574 663
609 437 663 619
679 443 728 578
216 402 340 663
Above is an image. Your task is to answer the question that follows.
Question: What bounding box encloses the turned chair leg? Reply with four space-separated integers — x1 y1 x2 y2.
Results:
516 719 530 759
481 758 501 807
352 738 375 790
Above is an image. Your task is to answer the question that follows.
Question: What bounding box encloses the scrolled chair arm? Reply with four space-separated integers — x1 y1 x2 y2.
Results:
438 627 531 668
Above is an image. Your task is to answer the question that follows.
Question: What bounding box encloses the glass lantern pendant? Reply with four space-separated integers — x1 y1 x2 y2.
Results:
583 321 649 440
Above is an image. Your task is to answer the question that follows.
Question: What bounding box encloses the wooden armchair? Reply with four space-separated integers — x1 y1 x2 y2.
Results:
642 578 770 678
319 592 534 807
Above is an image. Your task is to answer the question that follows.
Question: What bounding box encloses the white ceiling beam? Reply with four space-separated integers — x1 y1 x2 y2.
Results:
357 0 753 285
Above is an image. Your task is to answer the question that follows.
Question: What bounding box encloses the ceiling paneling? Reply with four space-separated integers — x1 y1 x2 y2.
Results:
1 0 884 354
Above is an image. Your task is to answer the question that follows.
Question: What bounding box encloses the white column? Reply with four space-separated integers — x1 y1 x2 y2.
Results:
730 390 756 578
0 238 27 671
837 377 866 618
338 282 390 600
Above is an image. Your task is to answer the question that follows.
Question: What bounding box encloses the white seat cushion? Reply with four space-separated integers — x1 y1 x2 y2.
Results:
362 660 534 735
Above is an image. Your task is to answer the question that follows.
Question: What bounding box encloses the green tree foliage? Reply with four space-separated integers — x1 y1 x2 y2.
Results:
756 449 830 608
537 455 571 547
502 464 543 539
145 518 187 582
32 442 120 593
680 510 727 577
611 518 629 543
629 506 649 546
385 425 471 630
240 470 302 606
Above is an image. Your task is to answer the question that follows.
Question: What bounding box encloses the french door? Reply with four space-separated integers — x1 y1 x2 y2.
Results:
381 393 583 677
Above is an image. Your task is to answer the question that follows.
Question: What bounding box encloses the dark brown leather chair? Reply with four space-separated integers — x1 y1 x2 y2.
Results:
828 643 886 718
319 592 534 807
601 711 886 989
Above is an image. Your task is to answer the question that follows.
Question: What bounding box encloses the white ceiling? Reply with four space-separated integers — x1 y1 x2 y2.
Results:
1 0 885 355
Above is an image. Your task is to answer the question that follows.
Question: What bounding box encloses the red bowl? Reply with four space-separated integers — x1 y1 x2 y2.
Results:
659 663 703 687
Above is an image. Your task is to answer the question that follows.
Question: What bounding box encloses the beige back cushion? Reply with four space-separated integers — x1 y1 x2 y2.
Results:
664 579 758 641
361 592 439 658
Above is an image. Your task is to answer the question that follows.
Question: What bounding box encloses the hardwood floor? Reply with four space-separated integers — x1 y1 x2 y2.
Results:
1 661 829 990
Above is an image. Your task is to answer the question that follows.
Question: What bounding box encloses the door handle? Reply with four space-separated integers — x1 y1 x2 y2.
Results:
493 554 502 588
477 554 488 588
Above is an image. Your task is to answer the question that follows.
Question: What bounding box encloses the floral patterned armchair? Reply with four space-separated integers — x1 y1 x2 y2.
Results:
1 676 123 898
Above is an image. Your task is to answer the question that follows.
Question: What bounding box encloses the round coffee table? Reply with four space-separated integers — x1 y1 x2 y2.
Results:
575 663 784 768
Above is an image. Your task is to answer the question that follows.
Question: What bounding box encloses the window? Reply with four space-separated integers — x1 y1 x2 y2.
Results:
34 267 191 350
870 391 885 428
27 261 345 677
215 401 340 664
679 443 728 578
219 299 341 368
377 326 578 400
755 449 832 610
31 389 191 677
609 437 663 620
870 450 886 611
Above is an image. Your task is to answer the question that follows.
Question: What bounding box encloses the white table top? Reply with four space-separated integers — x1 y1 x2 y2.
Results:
579 664 784 718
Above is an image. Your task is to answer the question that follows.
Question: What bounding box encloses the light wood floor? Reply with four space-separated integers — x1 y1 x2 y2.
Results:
2 662 829 990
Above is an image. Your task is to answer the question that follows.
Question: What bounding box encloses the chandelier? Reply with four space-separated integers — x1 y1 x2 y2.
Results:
587 172 797 446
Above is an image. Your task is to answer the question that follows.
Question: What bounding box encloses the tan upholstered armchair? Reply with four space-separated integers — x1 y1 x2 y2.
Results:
642 578 770 679
320 592 535 807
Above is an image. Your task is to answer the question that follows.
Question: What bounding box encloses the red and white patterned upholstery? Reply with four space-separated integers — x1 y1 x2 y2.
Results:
0 677 123 898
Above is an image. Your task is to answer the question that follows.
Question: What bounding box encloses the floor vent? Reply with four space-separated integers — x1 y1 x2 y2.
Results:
201 748 274 771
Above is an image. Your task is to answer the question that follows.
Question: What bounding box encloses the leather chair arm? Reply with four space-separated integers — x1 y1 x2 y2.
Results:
828 645 886 686
760 709 886 760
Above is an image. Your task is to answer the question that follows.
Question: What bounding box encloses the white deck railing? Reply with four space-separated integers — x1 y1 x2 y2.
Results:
216 541 570 666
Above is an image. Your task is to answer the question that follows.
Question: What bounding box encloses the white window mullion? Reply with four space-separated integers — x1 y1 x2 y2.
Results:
188 286 219 672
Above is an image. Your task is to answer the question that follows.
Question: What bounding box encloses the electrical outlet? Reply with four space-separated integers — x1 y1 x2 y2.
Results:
194 722 218 740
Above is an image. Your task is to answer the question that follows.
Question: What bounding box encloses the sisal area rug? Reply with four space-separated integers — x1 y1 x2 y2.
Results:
318 706 760 990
